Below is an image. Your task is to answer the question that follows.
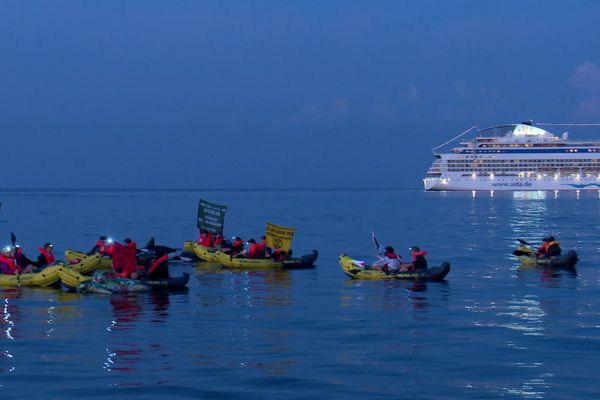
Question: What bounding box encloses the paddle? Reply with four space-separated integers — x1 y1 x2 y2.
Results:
10 232 20 287
517 238 535 246
513 250 533 256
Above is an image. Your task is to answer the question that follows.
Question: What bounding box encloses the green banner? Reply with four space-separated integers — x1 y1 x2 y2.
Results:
197 199 227 234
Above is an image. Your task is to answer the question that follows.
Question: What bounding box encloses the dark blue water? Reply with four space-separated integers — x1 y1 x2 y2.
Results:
1 189 600 399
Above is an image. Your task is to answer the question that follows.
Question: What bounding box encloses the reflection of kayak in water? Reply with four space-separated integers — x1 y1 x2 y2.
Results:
513 246 578 268
339 255 450 281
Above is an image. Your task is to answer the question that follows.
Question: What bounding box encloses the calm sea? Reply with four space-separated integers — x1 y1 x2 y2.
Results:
1 189 599 399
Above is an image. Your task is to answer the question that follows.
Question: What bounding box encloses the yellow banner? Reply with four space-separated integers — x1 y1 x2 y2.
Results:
265 222 295 252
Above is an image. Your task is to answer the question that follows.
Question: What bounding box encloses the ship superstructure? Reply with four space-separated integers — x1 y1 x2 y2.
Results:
424 122 600 191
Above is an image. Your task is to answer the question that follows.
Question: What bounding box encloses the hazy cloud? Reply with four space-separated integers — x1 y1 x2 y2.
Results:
301 97 350 119
454 80 473 97
274 97 351 125
568 61 600 92
370 85 421 119
572 95 600 119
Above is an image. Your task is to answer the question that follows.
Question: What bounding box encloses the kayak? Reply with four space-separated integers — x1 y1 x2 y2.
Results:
57 266 92 290
339 255 451 281
192 244 318 269
190 242 220 262
65 250 112 271
59 267 189 292
515 249 578 268
0 265 62 287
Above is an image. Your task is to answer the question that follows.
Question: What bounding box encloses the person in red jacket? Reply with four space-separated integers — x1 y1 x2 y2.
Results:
372 246 402 272
0 247 35 274
259 235 272 257
213 231 224 247
89 236 109 255
37 242 56 269
227 236 245 256
245 239 264 259
409 247 428 271
197 230 213 247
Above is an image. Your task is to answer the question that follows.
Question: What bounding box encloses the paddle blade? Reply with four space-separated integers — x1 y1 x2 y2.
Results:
513 250 532 256
10 232 16 246
517 238 532 246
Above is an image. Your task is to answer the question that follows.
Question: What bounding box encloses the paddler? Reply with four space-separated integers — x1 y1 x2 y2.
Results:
371 246 402 272
36 242 56 268
536 236 561 259
245 239 264 259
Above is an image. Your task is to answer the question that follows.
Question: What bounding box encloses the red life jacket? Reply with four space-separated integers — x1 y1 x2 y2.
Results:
247 244 264 259
385 252 400 259
198 233 213 247
411 251 427 262
38 248 56 265
231 239 245 255
537 243 549 255
147 254 169 275
105 244 115 256
213 235 224 247
0 255 21 274
125 241 137 250
272 250 286 261
95 240 106 254
112 243 138 278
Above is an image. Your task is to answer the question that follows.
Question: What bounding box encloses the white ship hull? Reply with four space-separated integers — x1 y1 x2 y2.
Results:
424 176 600 191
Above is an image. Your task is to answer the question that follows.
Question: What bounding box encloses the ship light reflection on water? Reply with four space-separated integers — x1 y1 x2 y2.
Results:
512 191 547 201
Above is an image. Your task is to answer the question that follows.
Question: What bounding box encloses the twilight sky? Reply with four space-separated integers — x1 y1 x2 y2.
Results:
2 1 600 189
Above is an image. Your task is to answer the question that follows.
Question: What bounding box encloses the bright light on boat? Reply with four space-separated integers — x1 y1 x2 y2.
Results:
554 174 559 180
471 190 476 197
471 173 476 179
576 174 581 180
537 174 542 180
489 173 494 179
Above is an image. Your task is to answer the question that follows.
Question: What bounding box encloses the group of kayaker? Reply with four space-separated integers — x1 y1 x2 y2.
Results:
0 235 171 280
197 231 288 260
368 234 562 274
370 246 429 273
0 242 57 275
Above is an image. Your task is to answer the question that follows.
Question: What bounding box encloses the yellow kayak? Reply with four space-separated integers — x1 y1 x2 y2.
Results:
57 266 91 290
64 250 112 272
339 255 450 281
190 242 318 269
0 264 62 287
190 242 220 262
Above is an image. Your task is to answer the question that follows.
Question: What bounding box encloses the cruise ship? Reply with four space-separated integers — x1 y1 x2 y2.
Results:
423 122 600 191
